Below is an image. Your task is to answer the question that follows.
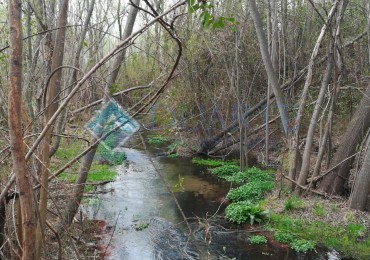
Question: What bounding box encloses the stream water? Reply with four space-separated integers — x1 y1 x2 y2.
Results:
85 143 348 260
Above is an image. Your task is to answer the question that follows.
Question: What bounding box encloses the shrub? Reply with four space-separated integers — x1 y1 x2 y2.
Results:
290 239 315 253
249 235 267 245
225 201 269 225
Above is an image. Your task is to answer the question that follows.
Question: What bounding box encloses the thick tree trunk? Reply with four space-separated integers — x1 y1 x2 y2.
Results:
349 134 370 210
8 1 36 259
319 84 370 195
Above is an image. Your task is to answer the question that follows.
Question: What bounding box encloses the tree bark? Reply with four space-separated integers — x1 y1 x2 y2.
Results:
349 133 370 211
8 1 36 259
319 84 370 195
36 0 70 257
50 0 96 157
248 0 289 134
288 0 339 189
297 51 334 188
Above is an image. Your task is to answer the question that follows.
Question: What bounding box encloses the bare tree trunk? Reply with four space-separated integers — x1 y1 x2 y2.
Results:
248 0 289 134
36 0 69 257
288 0 339 189
50 0 96 157
8 1 36 259
297 51 334 188
319 84 370 195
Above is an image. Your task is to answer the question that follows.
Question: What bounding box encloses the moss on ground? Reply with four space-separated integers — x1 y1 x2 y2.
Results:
52 139 120 190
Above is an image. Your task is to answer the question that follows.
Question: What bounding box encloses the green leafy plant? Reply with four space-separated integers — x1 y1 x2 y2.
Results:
211 166 273 184
284 196 304 211
210 165 240 176
225 201 269 225
290 239 315 253
274 231 295 244
249 235 267 245
188 0 238 31
226 181 274 203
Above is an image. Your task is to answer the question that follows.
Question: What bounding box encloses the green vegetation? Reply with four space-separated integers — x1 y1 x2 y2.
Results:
54 140 118 186
147 135 169 145
210 165 272 183
273 230 315 253
290 239 316 253
248 235 267 245
97 144 126 165
167 153 178 158
270 214 370 258
209 165 240 177
225 201 269 225
226 181 274 203
313 202 325 216
191 157 238 167
60 165 117 183
97 131 126 165
133 222 149 231
273 231 295 244
284 196 304 211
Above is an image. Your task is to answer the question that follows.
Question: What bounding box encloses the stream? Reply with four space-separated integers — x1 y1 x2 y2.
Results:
85 144 347 260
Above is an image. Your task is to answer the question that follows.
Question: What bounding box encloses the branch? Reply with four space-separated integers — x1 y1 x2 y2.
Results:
70 82 155 115
0 0 188 204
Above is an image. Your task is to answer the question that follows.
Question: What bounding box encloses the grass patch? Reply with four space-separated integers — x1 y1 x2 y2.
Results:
270 214 370 259
313 201 325 216
284 196 304 211
249 235 267 245
54 140 118 185
191 157 238 167
147 135 169 145
60 165 117 183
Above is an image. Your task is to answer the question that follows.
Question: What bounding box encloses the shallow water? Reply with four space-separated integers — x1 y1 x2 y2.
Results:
85 146 349 260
